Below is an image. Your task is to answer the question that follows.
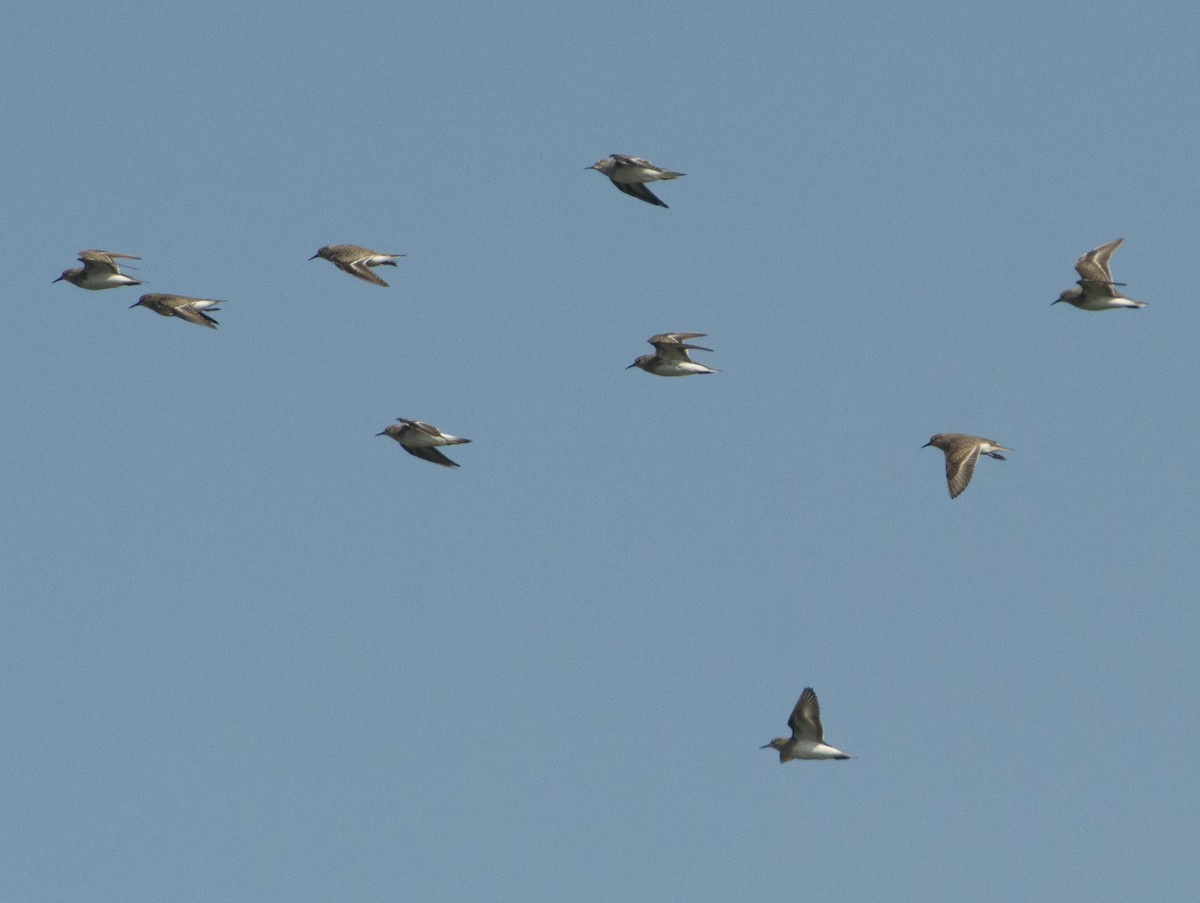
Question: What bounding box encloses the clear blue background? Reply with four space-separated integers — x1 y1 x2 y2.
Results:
4 2 1199 900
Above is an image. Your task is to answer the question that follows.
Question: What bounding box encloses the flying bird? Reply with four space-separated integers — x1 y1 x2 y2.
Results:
761 688 852 762
377 419 471 468
922 433 1011 498
130 294 225 329
1054 238 1146 310
587 155 685 208
310 245 405 287
53 249 143 290
627 332 717 376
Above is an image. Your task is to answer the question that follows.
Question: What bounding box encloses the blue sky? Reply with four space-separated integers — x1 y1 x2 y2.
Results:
4 1 1200 900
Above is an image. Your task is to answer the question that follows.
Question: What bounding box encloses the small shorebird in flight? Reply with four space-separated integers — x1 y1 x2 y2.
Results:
310 245 405 287
922 433 1011 499
1054 238 1146 310
130 293 226 329
627 332 717 376
377 418 471 468
762 687 852 762
54 250 143 290
587 155 685 208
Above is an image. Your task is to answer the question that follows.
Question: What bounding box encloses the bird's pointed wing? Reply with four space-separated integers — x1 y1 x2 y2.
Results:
78 255 122 276
614 180 668 208
789 688 825 742
402 445 460 467
1075 238 1123 285
649 333 713 355
176 303 220 329
80 249 141 263
339 258 390 286
945 443 982 499
649 332 708 345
